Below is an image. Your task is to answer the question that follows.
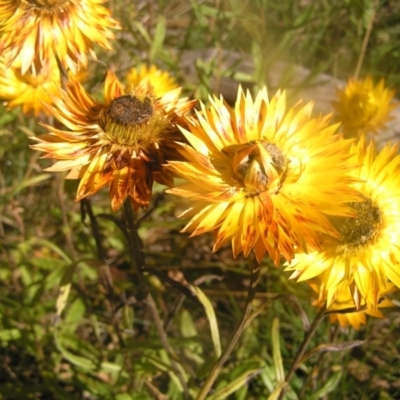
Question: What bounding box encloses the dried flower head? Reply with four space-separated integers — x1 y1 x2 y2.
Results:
166 87 360 264
31 72 196 210
0 0 121 75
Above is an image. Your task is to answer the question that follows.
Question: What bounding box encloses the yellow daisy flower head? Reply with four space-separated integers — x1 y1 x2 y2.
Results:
126 65 178 98
31 72 196 211
309 279 395 330
0 0 121 75
332 75 397 137
286 136 400 309
0 57 61 116
166 87 360 265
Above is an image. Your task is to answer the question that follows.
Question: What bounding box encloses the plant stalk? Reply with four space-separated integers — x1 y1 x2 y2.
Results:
196 255 261 400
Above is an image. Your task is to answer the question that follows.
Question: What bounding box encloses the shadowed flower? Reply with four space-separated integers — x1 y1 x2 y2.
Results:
309 279 394 330
0 0 121 75
126 65 178 97
0 57 61 116
31 72 196 210
286 137 400 310
166 87 360 265
332 75 397 137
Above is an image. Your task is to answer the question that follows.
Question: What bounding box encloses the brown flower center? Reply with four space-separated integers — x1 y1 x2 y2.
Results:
108 95 153 126
102 95 168 149
333 195 382 246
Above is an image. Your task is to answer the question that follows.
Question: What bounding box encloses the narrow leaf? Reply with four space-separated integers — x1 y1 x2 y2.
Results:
149 16 166 62
56 263 77 319
308 369 342 400
189 284 221 358
208 369 261 400
271 318 285 383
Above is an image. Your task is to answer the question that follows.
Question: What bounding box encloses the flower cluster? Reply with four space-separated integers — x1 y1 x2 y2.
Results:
0 0 120 115
3 0 399 331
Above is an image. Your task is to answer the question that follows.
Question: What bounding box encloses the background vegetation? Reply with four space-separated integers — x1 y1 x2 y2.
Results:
1 0 400 399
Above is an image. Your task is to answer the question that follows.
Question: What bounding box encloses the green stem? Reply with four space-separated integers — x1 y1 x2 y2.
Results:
280 306 326 399
354 0 378 79
123 201 147 300
196 256 261 400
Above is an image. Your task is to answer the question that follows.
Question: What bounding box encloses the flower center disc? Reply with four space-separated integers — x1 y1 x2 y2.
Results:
108 95 153 126
334 196 382 246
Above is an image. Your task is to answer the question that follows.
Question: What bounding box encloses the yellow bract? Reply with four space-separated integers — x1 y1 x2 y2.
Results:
0 57 61 116
332 75 397 137
286 136 400 310
126 65 178 98
309 279 394 330
167 87 360 264
0 0 121 75
31 72 196 210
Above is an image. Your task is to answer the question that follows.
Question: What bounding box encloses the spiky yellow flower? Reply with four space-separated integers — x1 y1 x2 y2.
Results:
0 57 61 116
126 65 178 97
166 87 360 265
332 75 397 137
0 0 121 75
286 136 400 310
31 72 196 210
309 279 394 330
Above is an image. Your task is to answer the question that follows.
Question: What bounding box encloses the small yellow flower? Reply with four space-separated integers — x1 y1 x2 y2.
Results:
126 65 178 97
166 87 360 265
0 57 61 116
332 75 397 137
309 279 395 330
286 136 400 310
0 0 121 75
31 72 196 211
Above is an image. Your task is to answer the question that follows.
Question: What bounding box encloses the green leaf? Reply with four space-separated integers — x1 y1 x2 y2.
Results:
308 368 342 400
268 382 287 400
189 284 221 358
0 328 22 342
208 368 261 400
9 174 51 197
56 264 77 319
271 318 285 383
150 16 166 62
54 329 126 375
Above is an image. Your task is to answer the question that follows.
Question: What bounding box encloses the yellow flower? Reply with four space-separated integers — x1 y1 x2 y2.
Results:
166 87 360 265
332 75 397 137
31 72 196 211
0 0 121 75
309 279 395 330
286 136 400 309
0 57 61 116
126 65 178 97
